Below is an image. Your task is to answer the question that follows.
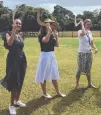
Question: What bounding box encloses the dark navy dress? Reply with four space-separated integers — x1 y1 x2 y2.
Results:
0 32 27 92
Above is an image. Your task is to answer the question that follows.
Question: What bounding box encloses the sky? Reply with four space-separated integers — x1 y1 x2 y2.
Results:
2 0 101 15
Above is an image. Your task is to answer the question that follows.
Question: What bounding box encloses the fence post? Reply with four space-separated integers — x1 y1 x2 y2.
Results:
72 31 73 38
100 31 101 37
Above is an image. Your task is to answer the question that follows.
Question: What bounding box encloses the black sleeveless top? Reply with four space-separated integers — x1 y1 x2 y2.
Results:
2 31 24 53
38 32 56 52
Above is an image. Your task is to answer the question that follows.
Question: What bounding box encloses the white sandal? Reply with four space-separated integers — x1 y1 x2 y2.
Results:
42 94 52 99
57 93 66 97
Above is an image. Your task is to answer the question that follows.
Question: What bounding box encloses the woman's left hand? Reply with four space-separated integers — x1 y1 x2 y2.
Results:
94 48 98 54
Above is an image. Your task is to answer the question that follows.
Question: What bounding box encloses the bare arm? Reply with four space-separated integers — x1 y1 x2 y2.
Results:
6 25 17 46
79 20 86 37
42 23 52 43
91 40 98 53
55 37 59 47
54 31 59 47
37 9 46 27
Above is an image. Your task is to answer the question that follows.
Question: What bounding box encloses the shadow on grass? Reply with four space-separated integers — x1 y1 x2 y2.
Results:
0 109 8 115
52 88 87 115
17 96 52 115
95 86 101 108
0 96 57 115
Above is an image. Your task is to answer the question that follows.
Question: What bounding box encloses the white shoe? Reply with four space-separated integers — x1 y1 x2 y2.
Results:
57 92 66 97
9 106 16 115
42 94 52 99
14 100 26 107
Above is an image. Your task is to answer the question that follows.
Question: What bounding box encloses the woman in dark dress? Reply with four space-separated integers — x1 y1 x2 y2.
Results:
0 19 27 115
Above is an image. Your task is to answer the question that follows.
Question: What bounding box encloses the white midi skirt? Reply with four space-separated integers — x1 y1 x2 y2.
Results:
35 51 59 83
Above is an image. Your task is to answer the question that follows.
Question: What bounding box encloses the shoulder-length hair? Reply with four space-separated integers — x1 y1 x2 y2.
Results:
38 26 47 42
84 19 92 27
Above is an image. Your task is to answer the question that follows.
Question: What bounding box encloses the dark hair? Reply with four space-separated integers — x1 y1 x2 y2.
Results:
38 26 47 42
40 26 47 34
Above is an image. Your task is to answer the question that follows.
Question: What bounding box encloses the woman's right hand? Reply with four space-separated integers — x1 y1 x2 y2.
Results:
94 48 98 54
6 23 18 46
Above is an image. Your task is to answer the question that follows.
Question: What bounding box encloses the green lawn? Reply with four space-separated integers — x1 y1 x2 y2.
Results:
0 37 101 115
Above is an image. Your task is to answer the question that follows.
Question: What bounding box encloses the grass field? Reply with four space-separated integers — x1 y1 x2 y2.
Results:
0 37 101 115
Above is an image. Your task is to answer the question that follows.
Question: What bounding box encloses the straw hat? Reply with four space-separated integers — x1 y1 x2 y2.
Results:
44 18 55 23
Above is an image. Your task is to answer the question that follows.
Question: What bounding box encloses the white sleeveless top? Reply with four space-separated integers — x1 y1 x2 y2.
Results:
78 30 93 53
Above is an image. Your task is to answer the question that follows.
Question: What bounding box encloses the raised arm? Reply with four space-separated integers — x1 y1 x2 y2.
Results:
36 9 46 27
74 16 81 27
12 6 19 23
79 19 86 36
6 24 17 46
42 23 52 43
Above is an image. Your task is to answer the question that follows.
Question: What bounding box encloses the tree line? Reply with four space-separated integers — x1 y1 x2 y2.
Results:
0 3 101 32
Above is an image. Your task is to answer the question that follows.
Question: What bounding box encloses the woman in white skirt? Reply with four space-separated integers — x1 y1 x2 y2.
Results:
35 9 66 98
75 19 98 89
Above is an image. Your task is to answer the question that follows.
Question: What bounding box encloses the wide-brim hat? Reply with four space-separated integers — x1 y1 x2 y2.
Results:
44 18 55 23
